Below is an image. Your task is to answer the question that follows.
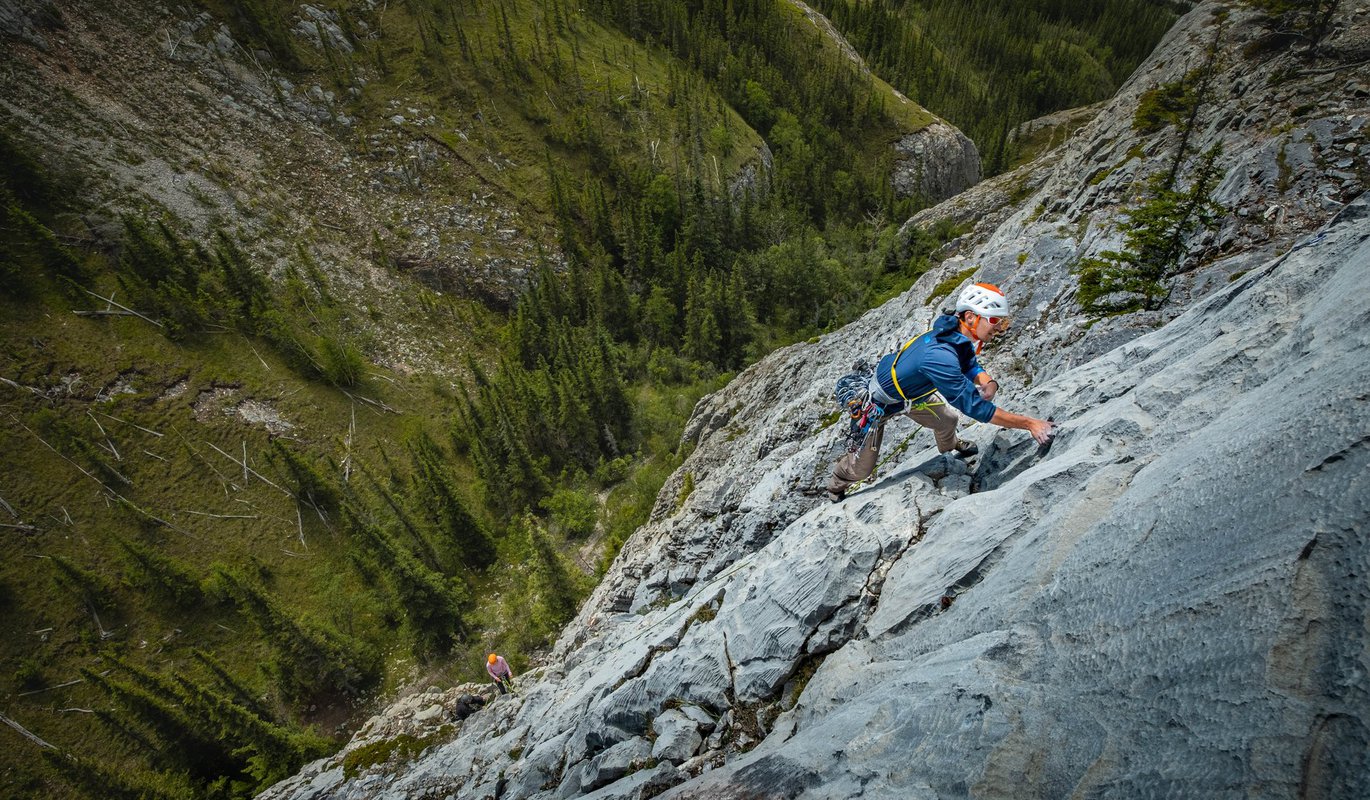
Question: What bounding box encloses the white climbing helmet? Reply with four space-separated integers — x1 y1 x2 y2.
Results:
955 282 1009 319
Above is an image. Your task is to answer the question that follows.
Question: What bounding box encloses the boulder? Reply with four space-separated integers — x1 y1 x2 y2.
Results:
651 709 703 765
578 737 653 793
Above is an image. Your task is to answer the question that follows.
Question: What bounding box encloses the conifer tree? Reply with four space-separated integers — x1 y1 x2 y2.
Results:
591 326 634 450
682 274 722 364
93 650 319 793
93 707 167 768
594 259 635 341
357 465 444 570
192 649 268 718
49 555 115 616
116 537 204 607
550 367 597 463
215 231 269 325
641 284 678 345
0 128 61 210
115 217 214 336
517 513 582 634
1075 145 1226 313
41 750 191 800
0 203 41 296
410 432 497 569
172 673 328 787
212 567 378 701
269 440 341 514
11 205 87 284
721 267 757 366
80 665 237 781
344 505 470 652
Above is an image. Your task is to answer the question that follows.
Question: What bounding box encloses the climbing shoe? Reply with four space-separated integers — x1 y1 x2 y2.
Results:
952 439 979 458
826 487 847 504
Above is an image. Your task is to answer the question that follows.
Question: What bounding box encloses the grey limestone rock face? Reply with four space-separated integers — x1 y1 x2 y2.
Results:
259 3 1370 799
0 0 62 51
579 761 681 800
296 5 354 54
657 195 1370 800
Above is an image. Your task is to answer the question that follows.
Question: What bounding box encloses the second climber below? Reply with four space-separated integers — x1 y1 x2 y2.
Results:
827 282 1055 502
487 652 516 695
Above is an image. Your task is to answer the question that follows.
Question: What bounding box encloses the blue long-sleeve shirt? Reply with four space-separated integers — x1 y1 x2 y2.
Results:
872 313 997 423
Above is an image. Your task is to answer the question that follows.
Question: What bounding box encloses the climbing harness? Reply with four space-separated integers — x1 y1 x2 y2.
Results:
887 332 947 412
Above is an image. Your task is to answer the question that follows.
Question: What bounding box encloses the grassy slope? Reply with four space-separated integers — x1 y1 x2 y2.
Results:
0 276 449 769
333 0 773 215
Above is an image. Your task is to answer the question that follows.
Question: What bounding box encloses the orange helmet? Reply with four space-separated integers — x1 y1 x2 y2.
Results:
488 653 498 664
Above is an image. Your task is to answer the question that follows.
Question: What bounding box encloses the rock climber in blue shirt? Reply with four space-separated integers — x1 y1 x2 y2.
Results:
827 283 1055 502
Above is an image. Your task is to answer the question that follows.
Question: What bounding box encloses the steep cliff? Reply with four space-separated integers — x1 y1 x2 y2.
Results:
260 3 1370 797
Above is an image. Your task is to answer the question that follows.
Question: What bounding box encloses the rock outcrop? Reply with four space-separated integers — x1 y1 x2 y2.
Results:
891 120 983 203
261 3 1370 798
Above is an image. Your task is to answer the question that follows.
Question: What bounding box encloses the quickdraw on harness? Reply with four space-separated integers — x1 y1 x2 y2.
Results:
833 360 880 452
845 398 882 450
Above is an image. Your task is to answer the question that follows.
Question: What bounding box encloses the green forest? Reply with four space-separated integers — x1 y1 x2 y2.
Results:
813 0 1184 172
0 0 1176 797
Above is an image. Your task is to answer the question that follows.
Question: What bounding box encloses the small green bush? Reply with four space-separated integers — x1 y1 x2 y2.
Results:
687 602 718 627
14 658 45 692
924 265 979 307
542 487 598 538
593 455 633 486
674 472 695 513
1133 74 1200 133
320 335 365 387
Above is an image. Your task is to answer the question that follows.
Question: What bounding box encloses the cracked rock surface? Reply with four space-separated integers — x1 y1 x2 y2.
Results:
260 3 1370 798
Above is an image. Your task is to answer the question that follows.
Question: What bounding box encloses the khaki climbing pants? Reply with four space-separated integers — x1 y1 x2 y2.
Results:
827 401 960 494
